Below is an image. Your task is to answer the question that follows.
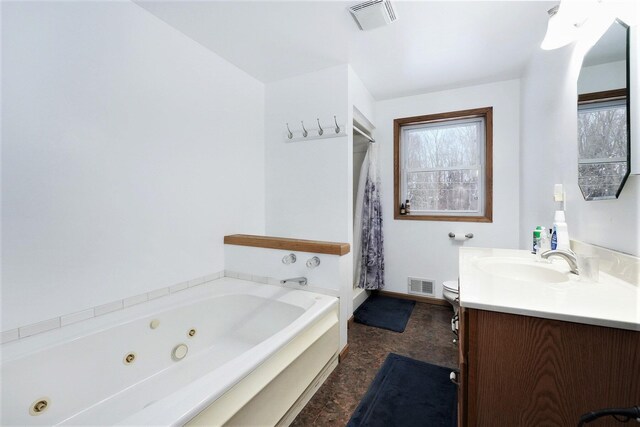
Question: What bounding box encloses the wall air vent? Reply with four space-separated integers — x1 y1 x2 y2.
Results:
408 277 434 296
349 0 398 31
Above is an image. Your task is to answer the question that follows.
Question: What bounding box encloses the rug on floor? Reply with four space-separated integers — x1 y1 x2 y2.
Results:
347 353 457 427
353 294 416 332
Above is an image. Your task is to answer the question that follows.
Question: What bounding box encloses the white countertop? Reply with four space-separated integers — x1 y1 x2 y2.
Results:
459 247 640 331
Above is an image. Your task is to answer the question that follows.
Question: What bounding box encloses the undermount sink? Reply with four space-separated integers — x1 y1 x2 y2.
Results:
475 257 570 283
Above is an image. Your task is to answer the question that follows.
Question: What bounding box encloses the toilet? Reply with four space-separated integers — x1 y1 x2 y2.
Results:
443 280 459 313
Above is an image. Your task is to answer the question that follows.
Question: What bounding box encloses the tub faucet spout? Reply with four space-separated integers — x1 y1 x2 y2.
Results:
280 277 308 286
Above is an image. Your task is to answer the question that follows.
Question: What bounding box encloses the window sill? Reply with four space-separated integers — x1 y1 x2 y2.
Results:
394 213 492 223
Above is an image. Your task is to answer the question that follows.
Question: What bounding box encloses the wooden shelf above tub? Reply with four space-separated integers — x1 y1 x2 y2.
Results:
224 234 350 256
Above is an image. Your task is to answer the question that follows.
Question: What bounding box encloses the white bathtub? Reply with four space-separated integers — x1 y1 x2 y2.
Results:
1 278 339 426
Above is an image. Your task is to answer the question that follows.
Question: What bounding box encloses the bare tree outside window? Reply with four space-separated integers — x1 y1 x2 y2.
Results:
404 122 481 212
577 97 628 200
394 108 493 222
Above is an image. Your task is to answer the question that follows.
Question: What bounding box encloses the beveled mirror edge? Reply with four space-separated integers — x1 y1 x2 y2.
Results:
615 19 631 199
630 25 640 175
616 19 633 199
577 19 631 201
610 19 631 199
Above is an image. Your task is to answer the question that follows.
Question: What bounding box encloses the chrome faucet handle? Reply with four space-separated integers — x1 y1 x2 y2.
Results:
306 256 320 269
282 253 297 265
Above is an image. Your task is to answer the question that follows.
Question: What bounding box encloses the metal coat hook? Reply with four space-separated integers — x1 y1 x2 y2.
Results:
301 121 308 137
286 123 293 139
317 118 324 136
334 116 340 134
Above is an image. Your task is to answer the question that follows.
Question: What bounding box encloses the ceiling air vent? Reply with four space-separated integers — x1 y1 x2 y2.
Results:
408 277 434 296
349 0 397 31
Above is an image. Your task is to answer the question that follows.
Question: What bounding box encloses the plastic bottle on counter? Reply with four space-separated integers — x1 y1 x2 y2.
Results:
552 211 570 251
532 226 543 253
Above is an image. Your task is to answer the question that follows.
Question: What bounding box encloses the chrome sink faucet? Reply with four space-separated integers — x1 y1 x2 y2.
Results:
541 249 579 275
280 277 308 286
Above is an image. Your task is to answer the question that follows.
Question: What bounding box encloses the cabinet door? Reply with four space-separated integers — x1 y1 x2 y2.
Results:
469 310 640 426
458 308 477 427
457 308 465 427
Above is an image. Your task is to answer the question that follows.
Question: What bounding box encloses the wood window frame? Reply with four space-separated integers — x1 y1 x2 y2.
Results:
393 107 493 222
578 88 627 105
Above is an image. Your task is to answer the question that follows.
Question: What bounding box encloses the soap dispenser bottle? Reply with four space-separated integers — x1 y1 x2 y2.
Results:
552 211 570 250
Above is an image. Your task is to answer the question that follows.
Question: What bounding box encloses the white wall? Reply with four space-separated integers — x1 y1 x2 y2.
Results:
520 38 639 257
265 65 350 243
519 46 577 253
353 137 368 217
375 80 521 297
348 66 376 133
348 66 377 228
264 65 353 350
578 60 626 94
263 65 375 341
1 2 266 331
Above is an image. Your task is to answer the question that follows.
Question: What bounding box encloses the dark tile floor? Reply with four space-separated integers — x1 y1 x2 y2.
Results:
291 302 458 426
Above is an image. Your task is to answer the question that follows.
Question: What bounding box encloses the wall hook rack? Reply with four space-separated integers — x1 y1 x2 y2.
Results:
283 116 346 142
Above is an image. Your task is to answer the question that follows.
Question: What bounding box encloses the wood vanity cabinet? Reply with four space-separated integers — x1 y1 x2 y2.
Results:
457 307 640 426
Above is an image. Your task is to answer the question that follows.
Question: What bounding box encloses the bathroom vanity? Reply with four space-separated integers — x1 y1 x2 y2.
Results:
456 247 640 426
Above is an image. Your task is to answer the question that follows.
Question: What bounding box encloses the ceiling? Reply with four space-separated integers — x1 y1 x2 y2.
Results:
583 20 627 67
136 0 554 100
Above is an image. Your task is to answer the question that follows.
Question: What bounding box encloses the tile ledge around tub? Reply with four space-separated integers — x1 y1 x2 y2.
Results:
0 270 225 345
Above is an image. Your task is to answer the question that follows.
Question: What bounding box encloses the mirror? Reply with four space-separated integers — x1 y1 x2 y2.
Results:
577 20 630 200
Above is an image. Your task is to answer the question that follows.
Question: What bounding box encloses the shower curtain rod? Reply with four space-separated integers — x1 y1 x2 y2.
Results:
353 124 375 143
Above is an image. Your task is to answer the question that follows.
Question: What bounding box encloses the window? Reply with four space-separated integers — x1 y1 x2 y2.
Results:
394 107 492 222
577 90 629 200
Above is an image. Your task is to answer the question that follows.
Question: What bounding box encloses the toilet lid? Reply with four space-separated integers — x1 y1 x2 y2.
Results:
443 280 459 292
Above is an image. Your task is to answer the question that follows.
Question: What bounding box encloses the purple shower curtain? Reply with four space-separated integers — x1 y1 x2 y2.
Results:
358 146 384 290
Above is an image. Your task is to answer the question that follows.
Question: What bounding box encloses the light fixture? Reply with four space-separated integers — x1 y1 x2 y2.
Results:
576 5 617 50
540 4 580 50
541 0 616 50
